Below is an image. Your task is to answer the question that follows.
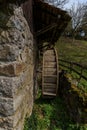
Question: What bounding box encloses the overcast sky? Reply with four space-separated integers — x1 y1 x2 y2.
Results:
65 0 87 9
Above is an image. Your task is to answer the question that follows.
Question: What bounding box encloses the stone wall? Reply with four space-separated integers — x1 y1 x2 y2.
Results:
0 3 34 130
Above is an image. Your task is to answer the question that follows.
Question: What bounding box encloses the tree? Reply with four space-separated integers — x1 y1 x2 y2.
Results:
68 2 87 39
80 9 87 39
44 0 69 8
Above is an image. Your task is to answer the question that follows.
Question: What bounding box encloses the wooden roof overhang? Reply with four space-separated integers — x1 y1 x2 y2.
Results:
33 0 71 48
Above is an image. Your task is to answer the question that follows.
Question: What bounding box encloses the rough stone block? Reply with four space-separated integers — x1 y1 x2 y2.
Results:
13 79 33 110
13 82 33 128
14 118 24 130
14 90 25 112
13 100 25 128
0 97 13 116
0 45 19 62
0 70 30 98
14 62 26 75
0 62 26 77
0 116 13 130
0 77 13 98
0 64 15 76
12 66 34 95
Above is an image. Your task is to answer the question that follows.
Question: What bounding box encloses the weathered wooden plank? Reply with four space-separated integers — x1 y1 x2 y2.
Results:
42 92 56 96
36 23 58 36
54 48 59 95
44 75 57 77
44 71 57 76
44 56 56 61
44 77 56 84
44 50 55 53
42 48 59 97
43 88 56 93
43 68 57 72
44 62 56 68
43 85 56 89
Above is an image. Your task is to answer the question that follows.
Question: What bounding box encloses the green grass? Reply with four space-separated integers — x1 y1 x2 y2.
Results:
56 37 87 65
56 37 87 92
24 94 87 130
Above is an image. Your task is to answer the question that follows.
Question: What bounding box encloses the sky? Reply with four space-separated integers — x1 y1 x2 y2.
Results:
65 0 87 9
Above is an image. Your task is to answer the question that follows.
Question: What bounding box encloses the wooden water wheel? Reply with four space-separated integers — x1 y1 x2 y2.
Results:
33 0 71 98
42 48 59 98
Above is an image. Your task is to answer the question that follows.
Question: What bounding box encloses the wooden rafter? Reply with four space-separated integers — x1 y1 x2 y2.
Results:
33 0 71 49
36 23 58 36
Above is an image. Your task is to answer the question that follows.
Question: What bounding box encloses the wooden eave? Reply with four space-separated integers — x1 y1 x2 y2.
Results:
33 0 71 46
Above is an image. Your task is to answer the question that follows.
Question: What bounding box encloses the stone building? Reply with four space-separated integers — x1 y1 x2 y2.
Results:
0 0 71 129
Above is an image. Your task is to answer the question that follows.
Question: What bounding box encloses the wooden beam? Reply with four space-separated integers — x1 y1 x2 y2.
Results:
36 23 58 36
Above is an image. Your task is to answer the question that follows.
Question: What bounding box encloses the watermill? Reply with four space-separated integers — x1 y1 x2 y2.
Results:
33 0 71 97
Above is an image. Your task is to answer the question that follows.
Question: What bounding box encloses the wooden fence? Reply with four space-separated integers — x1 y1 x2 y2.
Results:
59 59 87 81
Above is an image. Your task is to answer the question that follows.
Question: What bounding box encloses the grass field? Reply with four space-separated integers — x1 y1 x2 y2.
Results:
24 92 87 130
56 37 87 92
56 37 87 65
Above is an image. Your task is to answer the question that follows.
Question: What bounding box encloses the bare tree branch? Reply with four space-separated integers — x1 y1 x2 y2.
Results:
67 2 87 38
43 0 69 8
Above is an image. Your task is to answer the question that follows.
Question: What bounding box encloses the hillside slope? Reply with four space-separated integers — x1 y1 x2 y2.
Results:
56 37 87 66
